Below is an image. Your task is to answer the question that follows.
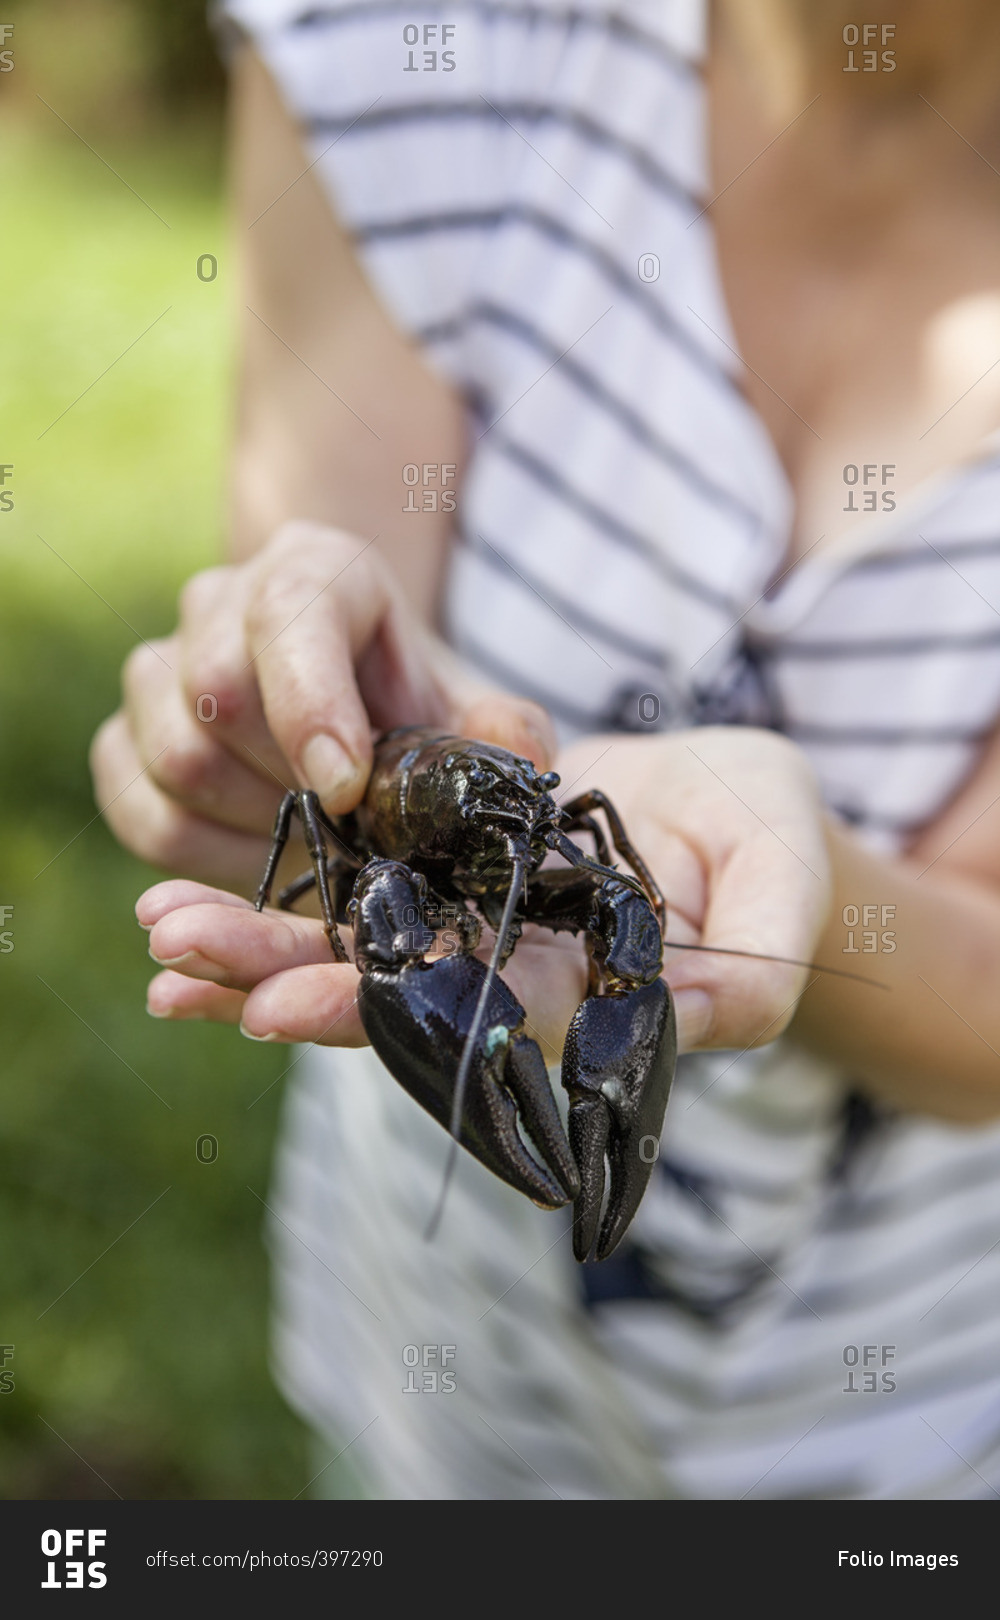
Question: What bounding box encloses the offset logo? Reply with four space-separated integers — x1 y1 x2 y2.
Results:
40 1529 107 1590
402 22 457 71
402 1344 457 1392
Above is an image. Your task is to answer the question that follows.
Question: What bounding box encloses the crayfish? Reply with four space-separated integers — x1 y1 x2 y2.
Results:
254 726 676 1262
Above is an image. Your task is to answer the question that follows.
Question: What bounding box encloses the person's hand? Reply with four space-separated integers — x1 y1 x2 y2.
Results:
91 521 555 892
553 728 833 1052
137 727 832 1057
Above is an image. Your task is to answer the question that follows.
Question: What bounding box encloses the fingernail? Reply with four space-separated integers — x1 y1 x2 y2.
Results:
672 988 713 1052
300 733 356 805
149 948 230 987
147 993 203 1021
148 949 200 969
240 1023 282 1043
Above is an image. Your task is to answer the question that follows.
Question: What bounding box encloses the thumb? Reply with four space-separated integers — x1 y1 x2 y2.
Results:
455 694 557 773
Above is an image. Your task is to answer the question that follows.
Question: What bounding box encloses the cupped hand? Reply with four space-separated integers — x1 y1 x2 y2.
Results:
138 726 832 1057
555 728 833 1051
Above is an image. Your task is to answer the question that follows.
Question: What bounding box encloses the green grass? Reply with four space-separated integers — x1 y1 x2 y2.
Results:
0 117 310 1497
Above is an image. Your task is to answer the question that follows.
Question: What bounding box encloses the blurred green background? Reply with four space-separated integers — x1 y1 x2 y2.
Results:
0 0 310 1495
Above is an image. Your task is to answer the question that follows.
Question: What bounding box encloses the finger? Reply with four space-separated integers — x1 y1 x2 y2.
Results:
147 970 246 1024
671 988 715 1054
665 829 830 1050
91 714 273 889
455 693 557 773
136 880 254 929
122 640 282 833
240 963 366 1045
146 901 344 991
245 523 393 810
176 566 291 783
624 822 707 936
355 608 557 770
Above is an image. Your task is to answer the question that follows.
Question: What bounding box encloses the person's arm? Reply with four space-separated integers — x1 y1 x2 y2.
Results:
91 48 554 892
786 723 1000 1123
226 47 461 607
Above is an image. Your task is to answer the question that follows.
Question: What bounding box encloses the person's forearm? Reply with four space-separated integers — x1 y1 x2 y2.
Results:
789 817 1000 1122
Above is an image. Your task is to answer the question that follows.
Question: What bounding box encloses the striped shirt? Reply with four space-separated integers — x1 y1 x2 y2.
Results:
219 0 1000 1498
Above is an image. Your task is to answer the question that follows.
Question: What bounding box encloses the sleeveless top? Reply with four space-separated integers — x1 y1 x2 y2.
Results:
218 0 1000 1498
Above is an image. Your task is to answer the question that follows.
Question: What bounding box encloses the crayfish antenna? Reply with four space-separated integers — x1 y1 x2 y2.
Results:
425 843 530 1242
661 938 890 989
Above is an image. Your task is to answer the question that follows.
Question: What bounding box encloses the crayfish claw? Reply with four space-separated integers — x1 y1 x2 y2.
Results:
470 1047 578 1207
351 858 580 1210
562 979 677 1262
566 1094 610 1263
503 1031 581 1205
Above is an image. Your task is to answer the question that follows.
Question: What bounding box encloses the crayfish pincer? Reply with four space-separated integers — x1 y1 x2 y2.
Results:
253 727 677 1261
